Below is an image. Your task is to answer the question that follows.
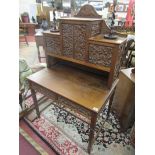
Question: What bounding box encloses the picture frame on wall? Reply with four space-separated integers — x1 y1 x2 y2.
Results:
124 4 128 12
115 4 124 12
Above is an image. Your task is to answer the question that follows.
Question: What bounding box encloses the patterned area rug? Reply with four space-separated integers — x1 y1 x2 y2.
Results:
25 97 135 155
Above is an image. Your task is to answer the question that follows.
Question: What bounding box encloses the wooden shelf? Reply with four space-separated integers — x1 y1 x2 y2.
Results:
47 52 111 72
89 34 126 45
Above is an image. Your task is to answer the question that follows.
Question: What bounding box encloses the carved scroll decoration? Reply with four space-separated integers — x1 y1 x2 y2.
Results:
45 36 61 55
73 24 87 61
91 22 101 36
58 96 92 119
74 4 102 18
62 24 74 58
89 44 113 67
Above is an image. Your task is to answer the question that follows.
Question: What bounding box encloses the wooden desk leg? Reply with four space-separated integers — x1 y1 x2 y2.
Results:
107 89 116 117
30 88 40 118
37 45 41 63
88 112 97 154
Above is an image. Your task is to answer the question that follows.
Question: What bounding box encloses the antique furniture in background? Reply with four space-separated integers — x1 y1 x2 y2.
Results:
27 4 126 153
121 37 135 67
19 58 46 119
35 30 46 62
112 68 135 131
19 26 29 45
21 12 30 23
20 23 38 35
125 39 135 67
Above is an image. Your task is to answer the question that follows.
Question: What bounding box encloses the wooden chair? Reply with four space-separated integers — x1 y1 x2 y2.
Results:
19 26 29 45
126 39 135 67
122 38 135 68
19 58 46 119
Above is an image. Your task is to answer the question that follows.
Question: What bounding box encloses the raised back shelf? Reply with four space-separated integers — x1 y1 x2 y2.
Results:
46 52 111 72
43 7 126 89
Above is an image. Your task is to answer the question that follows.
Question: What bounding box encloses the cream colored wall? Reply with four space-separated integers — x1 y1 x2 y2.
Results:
19 0 37 22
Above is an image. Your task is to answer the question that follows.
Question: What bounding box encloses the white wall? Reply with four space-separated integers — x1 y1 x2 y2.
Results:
19 0 37 22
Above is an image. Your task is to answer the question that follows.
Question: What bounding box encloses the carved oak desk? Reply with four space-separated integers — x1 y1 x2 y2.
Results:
35 31 46 62
27 63 118 153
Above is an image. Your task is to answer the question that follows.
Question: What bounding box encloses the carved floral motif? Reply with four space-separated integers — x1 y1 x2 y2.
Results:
45 36 61 55
73 24 87 60
62 24 73 57
113 44 125 81
58 96 92 119
91 22 100 36
89 44 113 67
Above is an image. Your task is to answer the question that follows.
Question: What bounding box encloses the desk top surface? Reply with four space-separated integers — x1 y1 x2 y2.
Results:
27 64 113 112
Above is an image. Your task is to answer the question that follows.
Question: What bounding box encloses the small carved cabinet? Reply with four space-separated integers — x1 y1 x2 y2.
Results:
43 18 126 88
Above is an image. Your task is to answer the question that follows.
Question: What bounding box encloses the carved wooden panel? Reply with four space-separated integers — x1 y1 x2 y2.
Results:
89 44 113 67
91 22 101 36
73 24 87 61
113 44 125 81
58 96 92 119
45 36 61 55
62 24 74 58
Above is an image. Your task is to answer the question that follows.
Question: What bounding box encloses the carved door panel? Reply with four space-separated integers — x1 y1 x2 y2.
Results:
62 24 74 58
45 36 61 55
73 24 87 61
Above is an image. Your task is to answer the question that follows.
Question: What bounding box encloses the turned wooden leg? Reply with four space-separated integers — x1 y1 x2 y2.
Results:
88 112 97 154
37 45 41 63
30 88 40 118
19 92 23 109
107 88 116 117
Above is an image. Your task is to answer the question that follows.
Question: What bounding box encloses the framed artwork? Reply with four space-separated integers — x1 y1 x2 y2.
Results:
115 4 124 12
124 4 129 12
